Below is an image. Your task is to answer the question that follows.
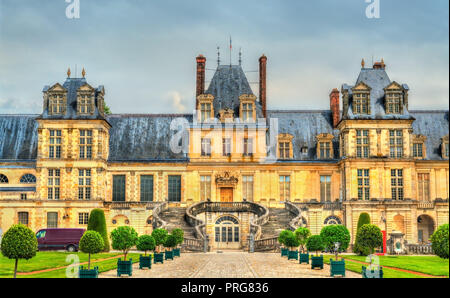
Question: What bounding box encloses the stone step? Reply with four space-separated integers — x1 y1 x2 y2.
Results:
261 208 293 238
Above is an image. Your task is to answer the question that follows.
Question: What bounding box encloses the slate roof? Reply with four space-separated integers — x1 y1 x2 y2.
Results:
342 68 413 120
205 65 264 118
0 115 38 160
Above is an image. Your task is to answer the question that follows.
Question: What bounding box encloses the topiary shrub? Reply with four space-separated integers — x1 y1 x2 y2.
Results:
355 224 383 256
172 228 184 248
320 225 350 255
284 233 301 250
1 224 38 278
164 234 178 250
110 226 138 261
306 235 324 256
152 228 168 253
353 212 371 254
136 235 156 256
87 209 110 252
295 227 311 253
79 230 104 269
278 230 293 247
431 224 449 259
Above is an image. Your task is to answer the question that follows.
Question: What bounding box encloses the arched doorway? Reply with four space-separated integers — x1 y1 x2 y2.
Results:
417 215 434 244
214 215 240 250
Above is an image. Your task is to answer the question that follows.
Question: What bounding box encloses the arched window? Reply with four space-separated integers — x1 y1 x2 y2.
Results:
324 216 342 225
215 215 239 225
0 174 8 184
20 174 36 184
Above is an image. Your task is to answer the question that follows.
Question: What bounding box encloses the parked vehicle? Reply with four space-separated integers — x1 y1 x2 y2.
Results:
36 228 85 252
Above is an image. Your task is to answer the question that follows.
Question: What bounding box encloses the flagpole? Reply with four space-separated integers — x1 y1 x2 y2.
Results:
229 36 232 67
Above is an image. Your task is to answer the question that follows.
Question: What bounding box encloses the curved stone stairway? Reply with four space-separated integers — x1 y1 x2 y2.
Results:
158 207 196 238
260 208 293 238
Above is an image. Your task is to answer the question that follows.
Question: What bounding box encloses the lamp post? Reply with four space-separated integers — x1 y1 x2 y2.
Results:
204 198 211 253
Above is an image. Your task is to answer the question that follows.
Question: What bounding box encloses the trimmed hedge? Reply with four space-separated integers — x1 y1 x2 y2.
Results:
79 230 104 269
355 224 383 256
110 226 138 261
354 212 371 255
136 235 156 256
320 225 350 252
87 209 110 252
431 224 449 259
306 235 324 255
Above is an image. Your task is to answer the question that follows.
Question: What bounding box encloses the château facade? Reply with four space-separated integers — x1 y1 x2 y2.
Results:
0 54 448 252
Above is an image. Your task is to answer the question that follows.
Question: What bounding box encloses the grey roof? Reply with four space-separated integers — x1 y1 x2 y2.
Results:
410 110 449 160
342 68 413 120
39 78 107 121
205 65 263 118
0 115 38 160
267 110 339 160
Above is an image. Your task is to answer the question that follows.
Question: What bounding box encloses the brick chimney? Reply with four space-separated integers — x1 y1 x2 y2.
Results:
196 55 206 109
330 88 340 128
259 54 267 118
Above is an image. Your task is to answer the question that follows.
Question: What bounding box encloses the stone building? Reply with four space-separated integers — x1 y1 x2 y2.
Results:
0 55 448 252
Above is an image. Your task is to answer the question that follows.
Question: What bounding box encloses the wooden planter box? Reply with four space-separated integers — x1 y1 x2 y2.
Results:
287 250 298 260
139 255 152 269
154 253 164 264
330 259 345 277
165 250 174 260
281 248 289 257
299 252 309 264
362 266 383 278
311 255 324 270
78 266 99 278
117 258 133 277
173 248 181 257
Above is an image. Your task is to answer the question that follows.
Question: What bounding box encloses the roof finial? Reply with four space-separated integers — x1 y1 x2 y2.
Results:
82 67 86 78
239 48 242 66
67 67 71 78
229 36 232 67
361 58 365 68
217 46 220 67
381 58 385 69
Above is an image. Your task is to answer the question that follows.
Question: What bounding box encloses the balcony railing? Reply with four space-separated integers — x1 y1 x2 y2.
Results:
405 244 434 255
417 202 434 209
103 201 160 210
254 236 279 252
182 237 204 252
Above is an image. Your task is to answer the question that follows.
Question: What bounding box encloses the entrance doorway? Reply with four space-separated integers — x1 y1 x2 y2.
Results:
220 188 233 202
214 215 240 250
417 215 434 244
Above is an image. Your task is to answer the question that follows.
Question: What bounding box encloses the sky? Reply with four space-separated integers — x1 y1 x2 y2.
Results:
0 0 448 114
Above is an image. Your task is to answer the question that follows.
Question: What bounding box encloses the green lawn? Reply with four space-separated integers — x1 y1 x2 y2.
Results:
324 254 449 278
0 251 140 278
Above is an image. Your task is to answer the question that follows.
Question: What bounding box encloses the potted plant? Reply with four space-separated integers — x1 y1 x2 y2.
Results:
306 235 324 270
78 230 104 278
320 225 350 277
164 234 177 260
278 230 291 257
110 226 138 277
151 228 168 264
136 235 156 270
295 227 311 264
284 233 300 260
172 228 184 257
0 224 38 278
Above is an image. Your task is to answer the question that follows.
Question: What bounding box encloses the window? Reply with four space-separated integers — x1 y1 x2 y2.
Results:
320 175 331 202
201 138 211 156
113 175 126 202
20 174 36 183
21 194 27 200
357 169 370 200
49 95 64 114
353 93 370 114
356 130 369 158
200 103 211 122
386 93 402 114
223 138 231 156
324 216 342 225
78 169 91 200
200 175 211 201
242 175 254 201
319 142 332 159
18 212 29 225
78 95 93 114
389 130 403 158
168 175 181 202
242 103 253 121
413 143 423 158
47 169 60 200
418 173 430 202
0 174 8 183
78 213 89 225
140 175 154 202
391 169 404 200
279 142 290 159
301 147 308 154
49 130 62 159
279 175 290 201
79 130 93 159
47 212 58 228
243 138 253 156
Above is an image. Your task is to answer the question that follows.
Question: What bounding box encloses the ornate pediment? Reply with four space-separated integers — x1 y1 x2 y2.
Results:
352 82 371 91
219 108 234 122
215 171 239 186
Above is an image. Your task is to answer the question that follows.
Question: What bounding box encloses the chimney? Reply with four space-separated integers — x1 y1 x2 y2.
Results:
196 55 206 108
259 54 267 118
330 88 340 128
372 59 385 70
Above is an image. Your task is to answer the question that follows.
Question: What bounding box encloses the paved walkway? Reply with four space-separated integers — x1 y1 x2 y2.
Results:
100 252 361 278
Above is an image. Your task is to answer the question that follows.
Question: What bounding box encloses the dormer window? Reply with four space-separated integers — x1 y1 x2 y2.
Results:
197 94 214 122
301 147 308 154
77 84 96 115
412 134 426 159
49 94 65 115
201 103 212 122
386 92 402 114
277 134 293 159
242 103 253 122
316 133 334 159
442 135 449 159
239 94 256 122
353 92 370 114
78 95 93 114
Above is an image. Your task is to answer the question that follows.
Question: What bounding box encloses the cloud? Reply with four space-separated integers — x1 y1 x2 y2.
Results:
165 91 188 113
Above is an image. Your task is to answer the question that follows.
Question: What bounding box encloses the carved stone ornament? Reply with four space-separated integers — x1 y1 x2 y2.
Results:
215 171 239 186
